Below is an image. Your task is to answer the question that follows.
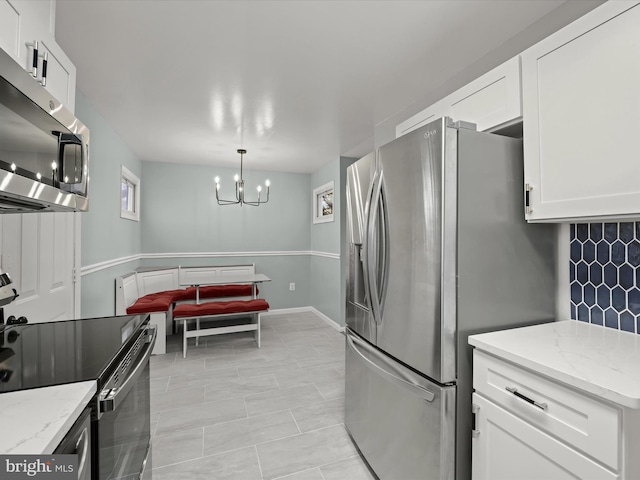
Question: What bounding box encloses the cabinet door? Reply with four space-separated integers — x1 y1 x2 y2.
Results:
0 0 52 70
395 100 445 138
0 0 21 61
39 38 77 113
472 394 620 480
522 2 640 222
445 56 521 132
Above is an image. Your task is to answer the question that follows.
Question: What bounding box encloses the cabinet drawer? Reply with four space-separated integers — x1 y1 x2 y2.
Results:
472 393 620 480
473 350 620 470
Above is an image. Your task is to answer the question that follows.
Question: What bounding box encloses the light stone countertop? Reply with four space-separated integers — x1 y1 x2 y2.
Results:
0 381 96 454
468 320 640 409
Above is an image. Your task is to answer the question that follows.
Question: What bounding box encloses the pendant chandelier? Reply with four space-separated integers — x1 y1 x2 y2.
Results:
214 149 270 206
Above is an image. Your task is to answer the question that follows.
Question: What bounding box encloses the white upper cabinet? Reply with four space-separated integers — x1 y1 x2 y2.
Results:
37 38 77 113
446 56 521 132
0 0 51 66
521 1 640 222
396 100 446 138
0 0 76 112
396 56 522 138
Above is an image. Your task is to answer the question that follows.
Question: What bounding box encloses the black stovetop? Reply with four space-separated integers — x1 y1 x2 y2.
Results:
0 314 149 393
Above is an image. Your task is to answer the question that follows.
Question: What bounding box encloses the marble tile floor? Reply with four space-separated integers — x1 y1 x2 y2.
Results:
149 310 377 480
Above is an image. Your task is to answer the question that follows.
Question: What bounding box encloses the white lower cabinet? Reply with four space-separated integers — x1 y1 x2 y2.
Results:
472 393 619 480
471 349 639 480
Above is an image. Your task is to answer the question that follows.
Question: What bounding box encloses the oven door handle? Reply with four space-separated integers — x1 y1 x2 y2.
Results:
99 326 156 416
75 426 89 478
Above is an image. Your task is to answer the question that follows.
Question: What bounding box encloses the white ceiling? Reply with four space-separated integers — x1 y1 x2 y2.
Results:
55 0 585 174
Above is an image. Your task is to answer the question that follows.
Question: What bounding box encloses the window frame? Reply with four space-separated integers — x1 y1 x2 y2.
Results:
120 165 140 222
312 181 335 224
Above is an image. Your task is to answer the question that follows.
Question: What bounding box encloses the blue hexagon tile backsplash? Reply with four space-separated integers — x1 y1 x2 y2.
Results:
570 223 640 333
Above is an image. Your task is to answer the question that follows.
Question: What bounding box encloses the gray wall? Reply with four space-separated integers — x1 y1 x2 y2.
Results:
73 113 347 320
140 161 313 310
75 91 142 317
309 159 342 324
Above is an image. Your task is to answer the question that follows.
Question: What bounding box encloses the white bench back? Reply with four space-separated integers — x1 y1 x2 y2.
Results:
115 272 139 315
178 264 255 286
139 269 178 295
115 264 256 315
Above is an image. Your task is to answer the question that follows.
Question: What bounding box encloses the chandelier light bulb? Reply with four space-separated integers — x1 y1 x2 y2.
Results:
265 179 271 187
234 174 239 182
10 163 16 171
214 176 220 184
257 185 262 192
51 162 57 170
36 172 42 180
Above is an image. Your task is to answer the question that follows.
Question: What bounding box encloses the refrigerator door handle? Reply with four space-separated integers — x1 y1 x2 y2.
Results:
377 177 389 312
367 171 386 325
362 170 378 321
347 332 435 402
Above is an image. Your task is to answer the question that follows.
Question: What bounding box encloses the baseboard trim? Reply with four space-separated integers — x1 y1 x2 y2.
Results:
309 307 345 332
264 306 345 333
262 307 313 316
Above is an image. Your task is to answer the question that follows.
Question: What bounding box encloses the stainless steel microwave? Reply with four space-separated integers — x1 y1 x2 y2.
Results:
0 47 89 213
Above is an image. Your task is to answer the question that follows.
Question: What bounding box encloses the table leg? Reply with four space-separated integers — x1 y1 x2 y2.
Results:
183 319 187 359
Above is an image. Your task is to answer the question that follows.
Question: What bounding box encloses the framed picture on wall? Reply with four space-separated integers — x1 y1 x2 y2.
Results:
313 181 334 224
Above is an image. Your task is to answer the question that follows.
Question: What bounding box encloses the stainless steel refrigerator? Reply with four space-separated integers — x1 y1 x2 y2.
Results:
344 117 556 480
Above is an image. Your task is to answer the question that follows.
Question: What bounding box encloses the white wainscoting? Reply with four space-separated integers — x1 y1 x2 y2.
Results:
80 251 340 276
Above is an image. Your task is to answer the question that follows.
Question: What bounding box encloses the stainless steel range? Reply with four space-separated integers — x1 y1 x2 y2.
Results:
0 314 155 480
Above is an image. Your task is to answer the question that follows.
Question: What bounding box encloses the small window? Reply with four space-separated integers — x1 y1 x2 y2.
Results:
121 165 140 221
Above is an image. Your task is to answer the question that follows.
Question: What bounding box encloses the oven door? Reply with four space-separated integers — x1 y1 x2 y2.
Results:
54 407 92 480
97 326 156 480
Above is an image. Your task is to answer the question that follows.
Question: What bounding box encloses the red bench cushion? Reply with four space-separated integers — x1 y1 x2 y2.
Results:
183 284 257 300
125 285 261 315
126 291 177 314
173 299 269 318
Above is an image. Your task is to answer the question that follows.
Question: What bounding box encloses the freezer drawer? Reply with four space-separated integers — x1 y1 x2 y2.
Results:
345 330 455 480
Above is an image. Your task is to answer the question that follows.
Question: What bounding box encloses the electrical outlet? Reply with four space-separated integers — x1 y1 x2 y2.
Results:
289 282 295 291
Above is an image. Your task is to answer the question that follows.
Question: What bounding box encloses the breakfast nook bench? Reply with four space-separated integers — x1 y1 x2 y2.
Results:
173 298 269 357
115 264 260 355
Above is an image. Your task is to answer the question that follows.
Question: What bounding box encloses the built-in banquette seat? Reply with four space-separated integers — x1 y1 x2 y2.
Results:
115 264 260 354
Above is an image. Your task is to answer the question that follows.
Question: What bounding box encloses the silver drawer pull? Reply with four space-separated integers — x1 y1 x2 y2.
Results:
505 386 548 410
